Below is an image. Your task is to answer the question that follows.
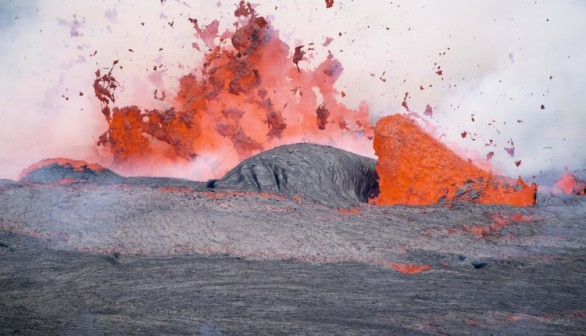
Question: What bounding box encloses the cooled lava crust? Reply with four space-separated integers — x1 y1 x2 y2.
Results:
1 143 586 335
212 143 379 207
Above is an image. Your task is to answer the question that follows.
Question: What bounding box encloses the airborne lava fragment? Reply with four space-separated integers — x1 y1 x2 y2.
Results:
95 2 372 178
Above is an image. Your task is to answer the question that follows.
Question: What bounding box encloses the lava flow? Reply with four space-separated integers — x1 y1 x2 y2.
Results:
94 1 372 177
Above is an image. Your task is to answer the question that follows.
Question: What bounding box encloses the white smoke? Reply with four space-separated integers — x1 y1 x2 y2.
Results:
0 0 584 180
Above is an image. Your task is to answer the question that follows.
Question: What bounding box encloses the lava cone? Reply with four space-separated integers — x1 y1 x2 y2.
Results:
374 114 537 206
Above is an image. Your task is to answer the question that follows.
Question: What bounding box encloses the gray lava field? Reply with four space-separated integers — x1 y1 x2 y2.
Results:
1 144 585 335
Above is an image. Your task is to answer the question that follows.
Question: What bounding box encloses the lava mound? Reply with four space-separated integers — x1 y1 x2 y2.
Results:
374 114 537 206
212 143 379 207
19 158 121 184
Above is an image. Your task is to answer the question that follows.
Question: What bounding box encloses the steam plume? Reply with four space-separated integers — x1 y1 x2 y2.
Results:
1 1 584 180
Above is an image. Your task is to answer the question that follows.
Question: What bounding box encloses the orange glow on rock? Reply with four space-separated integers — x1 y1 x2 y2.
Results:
337 208 361 215
458 213 534 238
553 172 585 195
19 158 106 181
387 263 432 274
95 3 372 177
58 178 76 185
373 114 537 206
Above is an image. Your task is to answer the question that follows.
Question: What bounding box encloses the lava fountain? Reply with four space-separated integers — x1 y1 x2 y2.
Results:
94 1 373 178
90 1 541 206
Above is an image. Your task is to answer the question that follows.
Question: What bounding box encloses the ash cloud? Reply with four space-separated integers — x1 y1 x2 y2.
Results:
1 0 585 180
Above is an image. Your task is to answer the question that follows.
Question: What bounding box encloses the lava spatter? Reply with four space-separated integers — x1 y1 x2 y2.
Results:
552 172 586 196
373 114 537 206
95 2 372 177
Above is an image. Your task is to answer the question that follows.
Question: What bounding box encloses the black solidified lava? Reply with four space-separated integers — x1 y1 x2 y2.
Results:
20 162 122 184
212 143 379 207
472 261 488 269
19 143 379 208
2 142 586 335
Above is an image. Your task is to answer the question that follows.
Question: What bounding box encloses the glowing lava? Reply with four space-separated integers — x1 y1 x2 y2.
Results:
19 158 107 182
95 1 372 177
386 262 432 274
373 114 537 206
552 172 586 196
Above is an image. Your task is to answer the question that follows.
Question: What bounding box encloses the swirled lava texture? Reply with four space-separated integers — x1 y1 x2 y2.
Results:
95 1 372 177
373 114 537 206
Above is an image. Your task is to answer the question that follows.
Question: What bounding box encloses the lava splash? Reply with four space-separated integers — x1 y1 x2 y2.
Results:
374 114 537 206
94 1 372 177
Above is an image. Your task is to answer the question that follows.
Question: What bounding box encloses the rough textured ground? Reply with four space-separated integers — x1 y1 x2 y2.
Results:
213 143 379 207
1 144 585 335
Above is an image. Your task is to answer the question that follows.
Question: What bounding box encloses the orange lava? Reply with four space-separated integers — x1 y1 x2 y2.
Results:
459 213 533 238
552 172 585 195
58 178 76 185
387 262 432 274
373 114 537 206
337 208 361 215
19 158 106 181
95 2 372 176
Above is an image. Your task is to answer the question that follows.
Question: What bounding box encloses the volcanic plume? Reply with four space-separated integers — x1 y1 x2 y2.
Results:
94 1 372 178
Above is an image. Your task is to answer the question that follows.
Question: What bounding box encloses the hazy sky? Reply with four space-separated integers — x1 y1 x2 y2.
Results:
0 0 584 180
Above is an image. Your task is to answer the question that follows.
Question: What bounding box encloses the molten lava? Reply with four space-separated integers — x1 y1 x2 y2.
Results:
552 172 585 196
373 114 537 206
458 213 534 238
95 1 372 177
387 263 432 274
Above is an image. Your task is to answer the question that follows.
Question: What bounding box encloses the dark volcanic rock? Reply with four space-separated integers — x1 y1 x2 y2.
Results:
1 160 586 334
212 143 379 207
19 158 122 184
